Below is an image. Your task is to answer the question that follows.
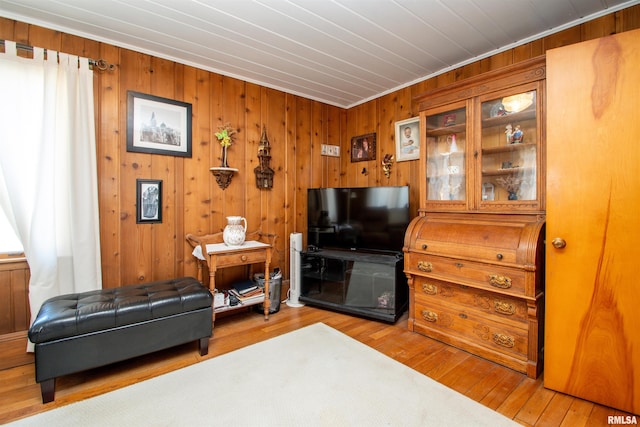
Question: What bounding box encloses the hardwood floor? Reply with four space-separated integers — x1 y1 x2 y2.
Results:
0 304 633 425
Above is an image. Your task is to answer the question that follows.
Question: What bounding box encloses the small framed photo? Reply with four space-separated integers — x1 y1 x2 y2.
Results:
395 117 420 161
350 133 376 162
136 179 162 224
443 113 457 126
127 91 192 157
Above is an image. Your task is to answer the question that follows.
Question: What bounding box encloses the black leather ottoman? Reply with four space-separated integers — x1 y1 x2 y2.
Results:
28 277 213 403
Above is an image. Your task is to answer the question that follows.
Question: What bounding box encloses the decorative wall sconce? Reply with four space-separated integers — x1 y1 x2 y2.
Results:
211 123 238 190
254 125 275 189
210 166 238 190
382 154 394 178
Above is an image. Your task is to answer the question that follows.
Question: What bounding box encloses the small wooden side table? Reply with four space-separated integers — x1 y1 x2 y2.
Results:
187 231 277 323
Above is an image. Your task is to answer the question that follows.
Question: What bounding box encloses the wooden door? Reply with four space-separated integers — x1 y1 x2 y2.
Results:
545 29 640 414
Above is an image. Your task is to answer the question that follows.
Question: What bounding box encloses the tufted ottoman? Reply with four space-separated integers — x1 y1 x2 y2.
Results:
28 277 213 403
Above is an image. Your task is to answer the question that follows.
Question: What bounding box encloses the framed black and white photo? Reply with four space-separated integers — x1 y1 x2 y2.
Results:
395 117 420 161
136 179 162 224
350 133 376 162
127 91 192 157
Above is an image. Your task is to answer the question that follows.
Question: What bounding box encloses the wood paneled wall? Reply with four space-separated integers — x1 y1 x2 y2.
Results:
0 258 32 369
0 4 639 295
0 259 29 334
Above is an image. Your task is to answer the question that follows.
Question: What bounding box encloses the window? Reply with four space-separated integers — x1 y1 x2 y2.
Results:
0 208 23 254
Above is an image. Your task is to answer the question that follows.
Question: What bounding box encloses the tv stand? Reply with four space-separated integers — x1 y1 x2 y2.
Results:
300 249 408 322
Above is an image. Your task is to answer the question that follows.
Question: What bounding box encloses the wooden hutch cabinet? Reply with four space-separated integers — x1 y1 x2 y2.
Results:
405 56 546 378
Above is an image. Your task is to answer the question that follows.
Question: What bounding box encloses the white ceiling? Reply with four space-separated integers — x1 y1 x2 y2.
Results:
1 0 638 108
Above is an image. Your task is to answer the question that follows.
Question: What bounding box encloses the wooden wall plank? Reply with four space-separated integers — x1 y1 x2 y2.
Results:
12 21 29 46
119 49 152 284
0 17 15 40
181 66 207 276
0 271 11 334
581 14 616 40
263 87 287 271
326 105 344 188
287 94 303 237
147 57 177 282
294 96 313 246
173 64 186 278
620 4 640 31
10 268 29 331
26 25 59 51
378 92 396 185
244 82 262 235
96 42 121 288
218 77 246 220
0 261 29 334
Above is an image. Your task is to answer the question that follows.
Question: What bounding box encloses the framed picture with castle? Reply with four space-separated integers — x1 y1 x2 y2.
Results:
127 91 192 157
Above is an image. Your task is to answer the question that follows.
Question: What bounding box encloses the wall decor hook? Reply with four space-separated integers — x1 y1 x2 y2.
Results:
382 154 394 178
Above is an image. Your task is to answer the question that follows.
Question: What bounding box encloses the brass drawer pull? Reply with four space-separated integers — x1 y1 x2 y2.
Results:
492 333 515 348
421 283 437 295
421 310 438 322
417 261 432 272
494 300 516 315
488 274 512 289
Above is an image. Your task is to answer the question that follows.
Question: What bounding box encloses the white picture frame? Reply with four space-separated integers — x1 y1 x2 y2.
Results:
395 117 420 161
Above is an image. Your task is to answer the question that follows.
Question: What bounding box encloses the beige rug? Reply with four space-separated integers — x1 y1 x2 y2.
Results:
10 323 518 426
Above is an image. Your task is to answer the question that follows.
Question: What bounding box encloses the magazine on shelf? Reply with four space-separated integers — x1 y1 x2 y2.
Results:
228 288 264 305
232 280 260 295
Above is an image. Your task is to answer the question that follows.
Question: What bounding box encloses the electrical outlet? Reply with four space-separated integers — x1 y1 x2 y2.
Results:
321 144 340 157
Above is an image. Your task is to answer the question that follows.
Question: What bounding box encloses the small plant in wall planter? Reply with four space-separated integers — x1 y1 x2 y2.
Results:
210 123 238 190
215 123 236 168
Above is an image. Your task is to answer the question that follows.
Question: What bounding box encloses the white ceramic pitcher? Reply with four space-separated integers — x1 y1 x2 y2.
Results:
223 216 247 246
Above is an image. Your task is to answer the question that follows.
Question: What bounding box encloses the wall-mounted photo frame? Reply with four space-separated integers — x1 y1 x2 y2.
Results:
395 117 420 161
127 91 192 157
350 133 376 162
136 179 162 224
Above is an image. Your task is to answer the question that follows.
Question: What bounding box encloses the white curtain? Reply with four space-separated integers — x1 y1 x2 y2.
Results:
0 41 102 350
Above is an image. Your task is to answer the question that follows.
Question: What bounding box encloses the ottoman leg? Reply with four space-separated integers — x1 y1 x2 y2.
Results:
198 337 209 356
40 378 56 403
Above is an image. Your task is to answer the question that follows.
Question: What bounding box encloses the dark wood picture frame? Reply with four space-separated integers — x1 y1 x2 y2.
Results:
136 179 162 224
127 91 192 157
350 132 376 162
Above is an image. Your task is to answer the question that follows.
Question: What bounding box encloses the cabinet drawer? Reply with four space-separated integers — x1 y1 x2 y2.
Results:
414 277 528 326
414 299 528 360
215 250 266 268
406 253 526 296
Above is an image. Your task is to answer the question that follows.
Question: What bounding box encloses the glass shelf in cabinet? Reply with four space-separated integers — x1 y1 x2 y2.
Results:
427 123 466 137
481 142 536 155
481 166 535 177
481 107 536 127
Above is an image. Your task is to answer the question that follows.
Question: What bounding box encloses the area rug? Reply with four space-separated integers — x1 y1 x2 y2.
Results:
9 323 517 426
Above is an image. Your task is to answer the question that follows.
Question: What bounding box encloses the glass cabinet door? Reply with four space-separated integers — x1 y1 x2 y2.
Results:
479 89 538 204
424 105 467 204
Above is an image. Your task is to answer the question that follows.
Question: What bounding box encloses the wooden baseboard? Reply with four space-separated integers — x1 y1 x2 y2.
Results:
0 331 34 370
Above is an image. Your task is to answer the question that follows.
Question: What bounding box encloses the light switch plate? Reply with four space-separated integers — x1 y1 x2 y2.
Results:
321 144 340 157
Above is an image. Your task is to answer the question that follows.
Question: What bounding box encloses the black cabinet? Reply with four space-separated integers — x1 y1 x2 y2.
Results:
300 249 407 322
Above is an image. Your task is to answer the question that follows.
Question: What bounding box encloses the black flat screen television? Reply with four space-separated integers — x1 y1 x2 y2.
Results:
307 186 410 254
